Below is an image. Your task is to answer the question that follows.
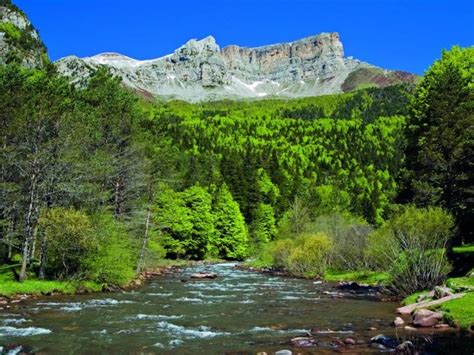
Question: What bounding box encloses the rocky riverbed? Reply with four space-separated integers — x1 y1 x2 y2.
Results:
0 263 472 354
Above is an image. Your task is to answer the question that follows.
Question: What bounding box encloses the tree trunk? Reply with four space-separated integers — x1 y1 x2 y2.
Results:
19 174 38 282
136 208 151 274
38 231 48 279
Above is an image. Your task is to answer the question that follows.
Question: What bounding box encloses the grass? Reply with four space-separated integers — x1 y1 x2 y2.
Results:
0 272 103 297
447 276 474 291
324 270 390 285
402 290 429 305
436 292 474 331
453 244 474 254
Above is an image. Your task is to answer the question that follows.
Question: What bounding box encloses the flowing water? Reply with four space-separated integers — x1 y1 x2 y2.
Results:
0 263 472 354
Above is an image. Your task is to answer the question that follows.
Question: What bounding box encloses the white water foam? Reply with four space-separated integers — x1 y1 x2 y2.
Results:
128 314 183 321
1 318 29 325
0 326 52 337
157 321 229 338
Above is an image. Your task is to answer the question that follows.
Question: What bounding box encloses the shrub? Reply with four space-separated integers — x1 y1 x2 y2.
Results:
269 238 295 269
83 213 136 285
312 213 373 271
367 206 454 296
38 208 94 278
286 233 332 277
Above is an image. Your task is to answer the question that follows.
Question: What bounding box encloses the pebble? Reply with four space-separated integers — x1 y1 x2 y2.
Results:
344 338 356 345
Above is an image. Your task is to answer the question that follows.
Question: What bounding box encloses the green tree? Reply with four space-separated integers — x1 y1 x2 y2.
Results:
37 208 93 278
211 184 249 259
404 46 474 243
251 203 277 244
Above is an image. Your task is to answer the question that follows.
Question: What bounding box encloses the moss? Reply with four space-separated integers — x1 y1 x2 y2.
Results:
436 293 474 332
324 270 390 285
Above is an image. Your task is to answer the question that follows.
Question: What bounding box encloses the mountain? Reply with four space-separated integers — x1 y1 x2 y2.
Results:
56 33 417 101
0 0 47 68
0 1 416 101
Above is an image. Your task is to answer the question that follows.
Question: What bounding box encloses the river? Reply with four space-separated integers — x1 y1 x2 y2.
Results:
0 263 472 354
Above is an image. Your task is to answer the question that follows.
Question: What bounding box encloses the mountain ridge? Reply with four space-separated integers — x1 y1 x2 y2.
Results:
56 33 417 101
0 2 417 101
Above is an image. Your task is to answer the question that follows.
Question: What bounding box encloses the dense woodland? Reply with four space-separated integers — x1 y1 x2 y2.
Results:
0 46 472 297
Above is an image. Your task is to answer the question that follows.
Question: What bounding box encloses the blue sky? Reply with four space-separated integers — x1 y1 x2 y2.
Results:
16 0 473 74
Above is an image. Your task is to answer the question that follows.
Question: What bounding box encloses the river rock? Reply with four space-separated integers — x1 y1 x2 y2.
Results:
413 309 443 327
190 272 217 279
371 334 399 349
275 350 292 355
434 286 454 299
404 326 417 331
393 316 405 327
344 337 356 345
396 340 415 354
289 336 318 348
434 323 451 329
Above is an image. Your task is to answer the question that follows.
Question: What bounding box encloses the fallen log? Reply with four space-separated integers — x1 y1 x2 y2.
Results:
397 293 465 315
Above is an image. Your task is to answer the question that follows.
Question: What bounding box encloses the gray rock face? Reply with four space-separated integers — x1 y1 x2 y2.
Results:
0 5 46 68
56 32 416 101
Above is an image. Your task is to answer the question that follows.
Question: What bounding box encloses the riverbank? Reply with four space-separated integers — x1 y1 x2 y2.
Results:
240 261 474 333
0 259 204 307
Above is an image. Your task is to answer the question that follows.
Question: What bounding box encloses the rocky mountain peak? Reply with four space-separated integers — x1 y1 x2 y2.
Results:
0 1 47 68
55 32 417 101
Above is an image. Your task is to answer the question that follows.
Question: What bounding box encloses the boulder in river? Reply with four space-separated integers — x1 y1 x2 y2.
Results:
190 272 217 279
412 309 444 327
370 334 399 349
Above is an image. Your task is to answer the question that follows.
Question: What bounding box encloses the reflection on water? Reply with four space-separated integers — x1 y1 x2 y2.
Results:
0 263 472 354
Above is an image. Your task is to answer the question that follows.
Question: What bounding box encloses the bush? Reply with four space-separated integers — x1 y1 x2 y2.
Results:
286 233 332 277
38 208 94 278
83 213 136 285
269 238 295 269
312 213 372 271
367 206 454 296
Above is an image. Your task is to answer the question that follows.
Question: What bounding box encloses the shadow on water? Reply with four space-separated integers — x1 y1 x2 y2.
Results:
0 263 473 354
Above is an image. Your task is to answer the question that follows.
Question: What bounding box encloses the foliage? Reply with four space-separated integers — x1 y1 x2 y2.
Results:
367 206 454 296
154 184 215 260
251 203 277 244
0 22 21 41
37 208 94 278
404 46 474 244
312 213 373 271
286 233 332 277
211 184 249 259
269 238 295 269
83 213 136 285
